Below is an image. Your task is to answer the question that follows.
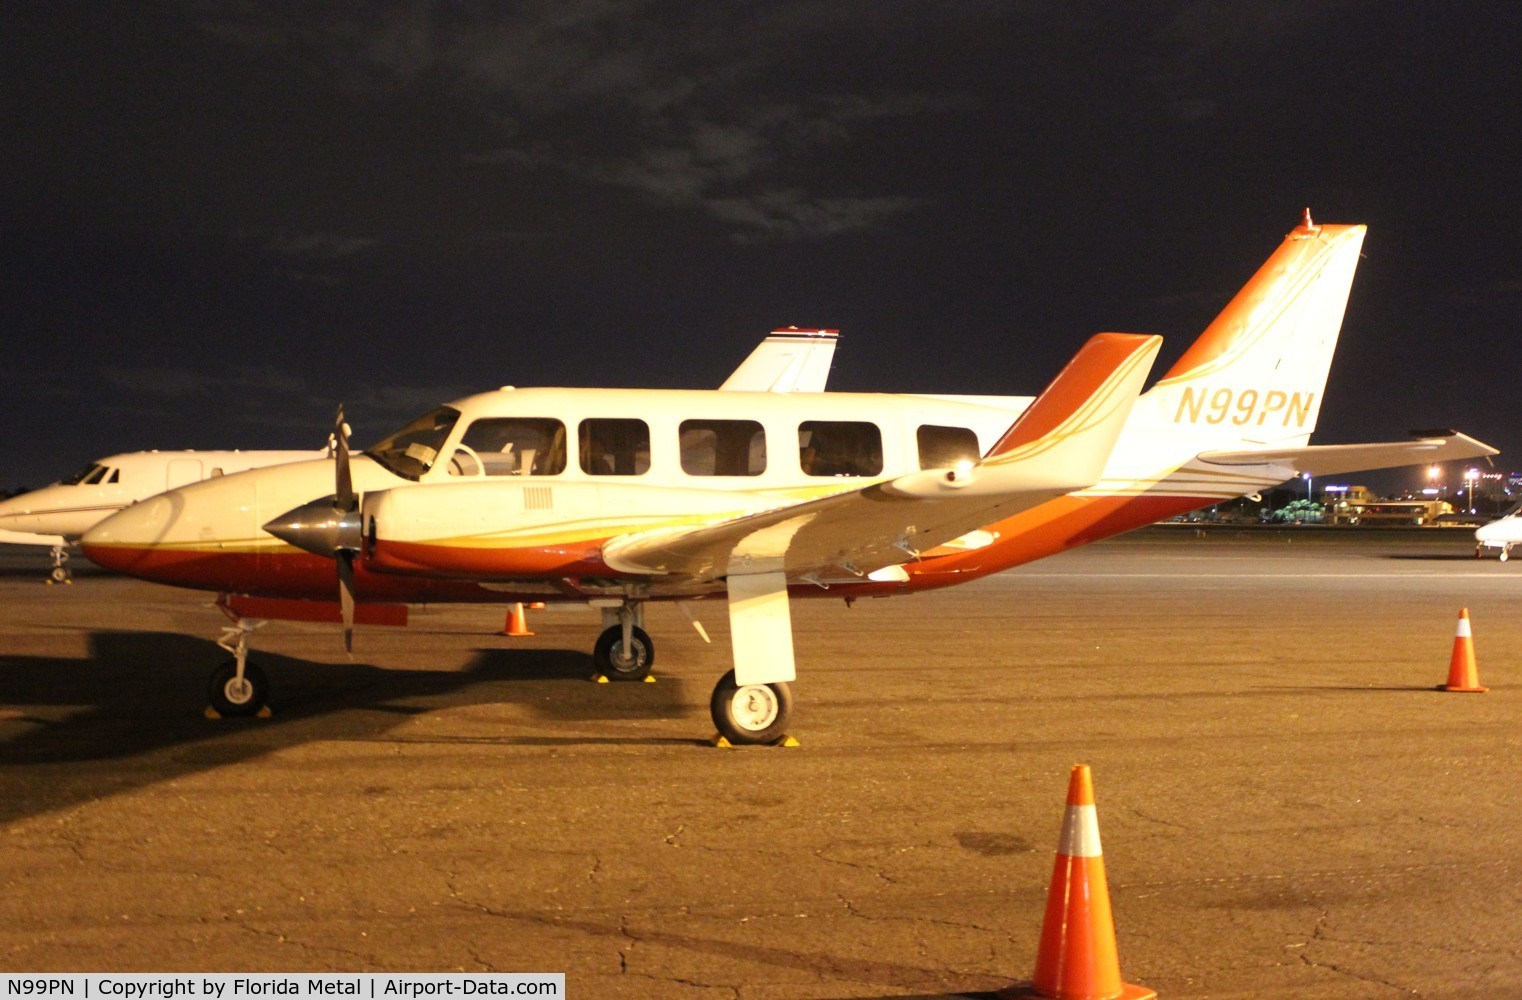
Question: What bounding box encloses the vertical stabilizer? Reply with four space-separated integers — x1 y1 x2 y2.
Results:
1136 212 1367 453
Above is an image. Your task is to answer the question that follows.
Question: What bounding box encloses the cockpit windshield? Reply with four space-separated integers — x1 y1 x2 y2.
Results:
60 463 109 486
365 407 462 481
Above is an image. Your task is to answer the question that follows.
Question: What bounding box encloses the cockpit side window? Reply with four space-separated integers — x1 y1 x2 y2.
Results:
366 407 462 481
448 418 567 477
104 467 120 484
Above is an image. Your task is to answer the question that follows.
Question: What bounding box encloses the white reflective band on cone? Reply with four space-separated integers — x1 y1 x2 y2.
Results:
1456 618 1472 638
1058 803 1103 858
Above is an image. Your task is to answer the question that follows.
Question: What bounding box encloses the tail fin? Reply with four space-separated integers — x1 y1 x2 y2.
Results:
719 327 839 392
1135 211 1367 454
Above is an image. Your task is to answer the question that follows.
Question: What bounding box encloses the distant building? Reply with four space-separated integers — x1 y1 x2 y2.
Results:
1323 485 1452 526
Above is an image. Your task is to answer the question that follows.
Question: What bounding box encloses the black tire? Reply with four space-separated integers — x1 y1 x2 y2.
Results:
709 669 793 746
48 566 70 584
207 660 270 717
593 624 654 681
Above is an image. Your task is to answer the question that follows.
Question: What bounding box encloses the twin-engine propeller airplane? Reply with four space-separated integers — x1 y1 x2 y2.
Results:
80 213 1496 744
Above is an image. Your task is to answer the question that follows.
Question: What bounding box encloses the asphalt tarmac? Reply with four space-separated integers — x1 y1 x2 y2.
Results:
1 527 1519 999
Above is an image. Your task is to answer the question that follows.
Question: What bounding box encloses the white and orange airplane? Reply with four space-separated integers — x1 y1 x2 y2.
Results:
80 213 1495 743
0 329 838 583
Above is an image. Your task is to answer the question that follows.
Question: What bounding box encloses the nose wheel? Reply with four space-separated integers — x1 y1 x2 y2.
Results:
710 669 793 745
208 659 270 717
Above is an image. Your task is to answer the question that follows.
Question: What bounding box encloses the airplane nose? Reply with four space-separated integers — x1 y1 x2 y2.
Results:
0 497 43 533
262 496 359 559
79 493 183 572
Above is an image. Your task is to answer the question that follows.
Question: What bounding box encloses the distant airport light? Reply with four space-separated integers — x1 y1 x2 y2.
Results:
1422 489 1440 496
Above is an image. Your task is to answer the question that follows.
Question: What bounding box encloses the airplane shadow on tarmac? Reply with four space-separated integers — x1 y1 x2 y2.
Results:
0 630 699 826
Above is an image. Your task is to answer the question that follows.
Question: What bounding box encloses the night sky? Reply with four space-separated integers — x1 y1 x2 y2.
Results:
4 3 1519 495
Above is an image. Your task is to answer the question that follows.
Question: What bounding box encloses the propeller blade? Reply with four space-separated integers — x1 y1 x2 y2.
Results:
334 404 356 514
338 550 356 654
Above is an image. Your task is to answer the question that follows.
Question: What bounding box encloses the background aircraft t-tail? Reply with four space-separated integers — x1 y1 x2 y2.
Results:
80 213 1496 743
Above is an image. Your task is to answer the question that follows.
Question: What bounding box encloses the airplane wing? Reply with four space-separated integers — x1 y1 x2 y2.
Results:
604 332 1162 583
719 328 839 392
1197 431 1497 478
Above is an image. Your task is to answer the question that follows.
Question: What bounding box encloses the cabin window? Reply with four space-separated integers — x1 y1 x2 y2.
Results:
366 406 461 480
580 418 650 476
798 421 883 477
448 417 567 477
680 419 766 476
917 425 981 470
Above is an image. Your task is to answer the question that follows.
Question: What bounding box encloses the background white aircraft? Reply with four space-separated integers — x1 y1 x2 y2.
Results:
2 330 835 583
0 449 328 582
1474 504 1522 559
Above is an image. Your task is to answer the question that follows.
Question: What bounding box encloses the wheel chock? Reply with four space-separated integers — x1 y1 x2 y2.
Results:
708 733 799 749
643 674 657 684
202 705 274 720
594 673 610 684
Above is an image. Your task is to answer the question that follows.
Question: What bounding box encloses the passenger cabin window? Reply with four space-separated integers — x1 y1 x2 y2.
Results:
917 425 981 470
448 417 567 477
580 419 650 476
680 419 765 476
798 421 883 477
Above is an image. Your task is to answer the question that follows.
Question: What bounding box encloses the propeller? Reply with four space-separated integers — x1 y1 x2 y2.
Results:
333 405 358 652
262 404 362 652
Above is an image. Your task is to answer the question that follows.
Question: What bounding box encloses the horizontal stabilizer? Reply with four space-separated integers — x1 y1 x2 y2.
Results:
1198 432 1497 478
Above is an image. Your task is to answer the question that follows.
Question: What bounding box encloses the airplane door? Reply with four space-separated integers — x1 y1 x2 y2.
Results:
166 459 203 490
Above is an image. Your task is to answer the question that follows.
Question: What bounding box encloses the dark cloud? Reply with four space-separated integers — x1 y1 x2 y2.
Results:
2 2 1521 494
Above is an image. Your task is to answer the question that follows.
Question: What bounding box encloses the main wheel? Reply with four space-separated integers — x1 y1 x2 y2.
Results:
593 624 654 681
207 660 270 717
710 670 793 745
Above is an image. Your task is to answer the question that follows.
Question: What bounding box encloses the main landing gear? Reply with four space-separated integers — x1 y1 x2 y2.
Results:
593 603 654 682
710 670 793 746
592 595 796 745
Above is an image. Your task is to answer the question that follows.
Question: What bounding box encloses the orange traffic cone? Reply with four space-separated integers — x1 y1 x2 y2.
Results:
1443 608 1486 692
503 602 535 637
1000 765 1155 1000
